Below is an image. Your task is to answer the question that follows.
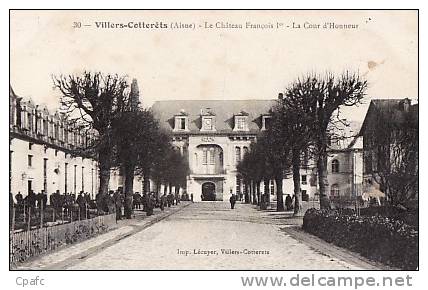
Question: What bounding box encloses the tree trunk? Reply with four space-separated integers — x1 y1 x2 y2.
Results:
292 148 303 216
317 149 330 209
244 182 250 203
256 181 261 206
143 170 150 194
97 147 111 212
262 178 270 209
123 164 134 219
275 174 285 212
251 181 256 205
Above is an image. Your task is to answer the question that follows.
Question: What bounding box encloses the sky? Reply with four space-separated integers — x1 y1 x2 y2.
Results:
10 10 418 124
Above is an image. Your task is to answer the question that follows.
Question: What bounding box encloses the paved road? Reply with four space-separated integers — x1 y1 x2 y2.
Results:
68 202 371 270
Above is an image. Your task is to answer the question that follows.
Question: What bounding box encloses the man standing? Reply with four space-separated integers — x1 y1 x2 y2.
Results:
229 194 236 209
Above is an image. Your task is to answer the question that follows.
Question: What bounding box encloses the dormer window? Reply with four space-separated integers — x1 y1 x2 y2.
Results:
174 116 188 131
234 111 249 131
174 110 189 131
200 108 216 131
262 115 272 130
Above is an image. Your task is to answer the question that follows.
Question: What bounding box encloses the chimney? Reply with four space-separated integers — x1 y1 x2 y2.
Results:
278 93 284 100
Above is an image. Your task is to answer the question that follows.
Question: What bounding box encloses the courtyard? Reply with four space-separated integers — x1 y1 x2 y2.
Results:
17 202 383 270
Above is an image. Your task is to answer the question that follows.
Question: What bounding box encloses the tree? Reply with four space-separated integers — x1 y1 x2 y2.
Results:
367 106 418 206
53 72 129 211
112 109 161 218
257 130 290 212
286 72 367 209
272 93 315 216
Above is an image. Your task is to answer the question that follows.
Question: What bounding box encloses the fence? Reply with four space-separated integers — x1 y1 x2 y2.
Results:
10 213 117 265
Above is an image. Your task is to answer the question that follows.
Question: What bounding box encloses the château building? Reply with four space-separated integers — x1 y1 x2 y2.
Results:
9 86 99 199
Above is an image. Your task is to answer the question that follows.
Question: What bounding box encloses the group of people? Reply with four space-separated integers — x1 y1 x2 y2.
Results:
11 190 95 221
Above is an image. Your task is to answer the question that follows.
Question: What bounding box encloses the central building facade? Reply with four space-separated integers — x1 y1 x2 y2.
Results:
151 100 276 202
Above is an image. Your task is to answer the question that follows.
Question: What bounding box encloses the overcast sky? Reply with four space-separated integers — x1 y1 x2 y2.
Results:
10 10 418 124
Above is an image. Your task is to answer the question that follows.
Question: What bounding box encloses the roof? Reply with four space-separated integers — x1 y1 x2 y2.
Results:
359 98 418 135
151 99 277 133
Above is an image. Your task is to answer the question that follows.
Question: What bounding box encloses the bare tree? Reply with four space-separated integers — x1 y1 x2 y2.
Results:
53 72 129 211
287 72 367 209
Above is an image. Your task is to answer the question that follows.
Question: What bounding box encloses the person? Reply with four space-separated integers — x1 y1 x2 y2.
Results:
190 193 194 203
160 193 166 211
76 192 86 219
285 194 293 211
146 193 155 216
15 192 23 213
133 192 141 209
229 193 236 209
167 193 173 207
27 190 37 211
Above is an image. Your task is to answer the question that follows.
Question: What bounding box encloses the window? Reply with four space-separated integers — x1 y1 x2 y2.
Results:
236 176 241 195
235 147 241 163
301 175 307 185
302 190 308 201
55 149 58 157
43 119 48 136
270 180 275 195
202 149 208 164
330 184 340 196
64 163 68 193
209 148 215 164
29 143 33 150
262 116 272 130
27 155 33 167
43 158 48 192
82 166 85 192
331 159 339 173
243 146 249 156
236 117 246 130
27 112 33 131
180 118 186 130
54 124 59 139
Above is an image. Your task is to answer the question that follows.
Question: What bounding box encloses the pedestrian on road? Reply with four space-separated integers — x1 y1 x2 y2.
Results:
285 194 293 211
229 194 236 209
160 194 166 211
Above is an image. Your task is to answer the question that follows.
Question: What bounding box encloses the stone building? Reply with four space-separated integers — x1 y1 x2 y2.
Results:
152 99 277 202
9 86 99 200
359 98 418 201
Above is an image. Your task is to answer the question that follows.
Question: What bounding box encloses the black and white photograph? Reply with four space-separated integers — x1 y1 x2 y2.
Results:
7 7 420 283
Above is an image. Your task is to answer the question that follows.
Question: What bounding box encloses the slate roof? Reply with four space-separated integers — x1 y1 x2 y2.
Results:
359 98 418 135
151 99 277 134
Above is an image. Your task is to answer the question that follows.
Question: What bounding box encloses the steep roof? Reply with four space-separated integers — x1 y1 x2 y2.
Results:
359 98 418 135
151 99 277 133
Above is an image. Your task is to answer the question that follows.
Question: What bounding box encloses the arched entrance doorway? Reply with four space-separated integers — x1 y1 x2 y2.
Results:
201 182 216 201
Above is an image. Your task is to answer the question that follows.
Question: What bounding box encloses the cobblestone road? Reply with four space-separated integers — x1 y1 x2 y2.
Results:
68 202 378 270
